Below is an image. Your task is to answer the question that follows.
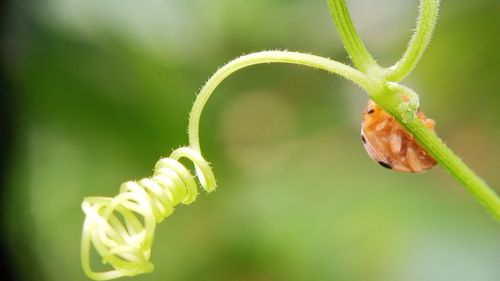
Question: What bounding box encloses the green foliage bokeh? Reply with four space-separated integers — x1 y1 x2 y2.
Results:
3 1 499 281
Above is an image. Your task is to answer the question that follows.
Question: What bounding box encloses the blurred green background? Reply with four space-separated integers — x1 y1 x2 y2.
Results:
2 0 500 280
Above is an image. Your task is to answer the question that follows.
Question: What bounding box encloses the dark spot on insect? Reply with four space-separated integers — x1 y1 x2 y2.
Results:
361 135 366 144
378 161 392 169
367 109 375 114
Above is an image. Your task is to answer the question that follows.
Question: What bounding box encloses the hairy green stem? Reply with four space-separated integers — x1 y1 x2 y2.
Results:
327 0 381 74
188 50 377 151
383 85 500 221
406 119 500 220
187 49 500 222
385 0 440 81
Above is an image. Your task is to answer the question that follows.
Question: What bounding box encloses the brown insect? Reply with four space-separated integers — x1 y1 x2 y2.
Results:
361 100 437 172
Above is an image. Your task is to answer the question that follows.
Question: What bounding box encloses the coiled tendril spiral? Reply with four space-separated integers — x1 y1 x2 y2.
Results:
81 147 216 280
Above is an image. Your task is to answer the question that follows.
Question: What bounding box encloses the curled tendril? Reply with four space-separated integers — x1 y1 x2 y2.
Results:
81 147 216 280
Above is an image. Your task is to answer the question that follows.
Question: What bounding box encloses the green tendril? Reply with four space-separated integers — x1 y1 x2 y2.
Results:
326 0 382 74
81 147 215 280
385 0 440 81
81 0 499 280
188 51 377 151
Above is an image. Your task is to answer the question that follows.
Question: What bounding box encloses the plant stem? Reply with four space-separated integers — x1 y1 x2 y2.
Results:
385 0 440 81
405 118 500 221
186 2 500 221
382 85 500 221
188 51 377 151
186 49 500 222
327 0 381 74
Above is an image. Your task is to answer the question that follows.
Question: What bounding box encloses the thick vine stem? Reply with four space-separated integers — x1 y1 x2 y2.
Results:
385 0 440 81
407 119 500 221
188 50 378 151
327 0 382 74
384 85 500 221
